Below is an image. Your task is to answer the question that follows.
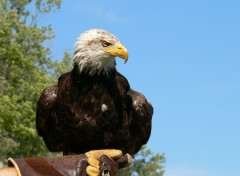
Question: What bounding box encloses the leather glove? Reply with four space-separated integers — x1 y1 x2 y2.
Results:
85 149 131 176
8 149 131 176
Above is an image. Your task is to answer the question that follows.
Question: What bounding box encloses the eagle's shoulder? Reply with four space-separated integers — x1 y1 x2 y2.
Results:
115 71 130 91
128 89 153 119
127 88 153 153
58 71 71 82
37 85 58 109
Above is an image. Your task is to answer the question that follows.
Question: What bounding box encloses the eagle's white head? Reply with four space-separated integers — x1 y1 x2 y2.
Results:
74 29 128 75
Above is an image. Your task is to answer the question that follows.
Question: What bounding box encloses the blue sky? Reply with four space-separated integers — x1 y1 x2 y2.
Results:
38 0 240 175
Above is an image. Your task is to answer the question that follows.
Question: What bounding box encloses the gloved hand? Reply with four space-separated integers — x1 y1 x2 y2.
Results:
85 149 131 176
7 149 131 176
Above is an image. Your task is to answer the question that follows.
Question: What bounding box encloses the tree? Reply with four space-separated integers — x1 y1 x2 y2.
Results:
120 146 165 176
0 0 62 161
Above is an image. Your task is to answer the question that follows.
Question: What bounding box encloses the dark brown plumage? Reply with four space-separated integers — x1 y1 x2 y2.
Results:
36 29 153 155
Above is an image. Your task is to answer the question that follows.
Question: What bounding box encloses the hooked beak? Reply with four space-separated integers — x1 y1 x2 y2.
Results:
104 43 128 63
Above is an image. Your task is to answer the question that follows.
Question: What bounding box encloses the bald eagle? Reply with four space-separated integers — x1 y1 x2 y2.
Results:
36 29 153 155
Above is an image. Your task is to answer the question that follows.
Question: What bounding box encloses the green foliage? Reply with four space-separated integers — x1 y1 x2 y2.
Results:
50 51 73 81
0 0 62 161
121 146 165 176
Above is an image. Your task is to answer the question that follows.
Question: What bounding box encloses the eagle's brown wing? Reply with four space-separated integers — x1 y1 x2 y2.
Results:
36 85 65 151
36 72 73 152
127 88 153 154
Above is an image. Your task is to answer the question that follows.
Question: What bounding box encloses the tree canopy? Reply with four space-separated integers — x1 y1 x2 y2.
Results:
0 0 165 174
0 0 62 160
121 146 165 176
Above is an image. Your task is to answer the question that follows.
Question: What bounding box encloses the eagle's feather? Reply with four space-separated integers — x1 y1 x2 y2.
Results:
36 29 153 155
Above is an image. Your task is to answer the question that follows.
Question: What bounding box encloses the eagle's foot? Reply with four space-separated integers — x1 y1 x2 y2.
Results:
85 149 131 176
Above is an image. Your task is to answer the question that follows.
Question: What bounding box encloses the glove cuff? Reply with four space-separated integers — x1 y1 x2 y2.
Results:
8 154 88 176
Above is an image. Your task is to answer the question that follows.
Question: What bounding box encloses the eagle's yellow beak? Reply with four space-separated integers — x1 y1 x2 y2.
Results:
104 44 128 63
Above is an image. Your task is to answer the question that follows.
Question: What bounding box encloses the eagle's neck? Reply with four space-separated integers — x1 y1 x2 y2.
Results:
74 53 116 76
72 64 117 79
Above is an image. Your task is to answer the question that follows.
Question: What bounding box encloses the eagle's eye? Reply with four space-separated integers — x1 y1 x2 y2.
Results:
102 41 111 47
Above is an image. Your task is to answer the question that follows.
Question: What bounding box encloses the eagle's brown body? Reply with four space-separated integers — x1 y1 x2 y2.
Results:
36 65 152 155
